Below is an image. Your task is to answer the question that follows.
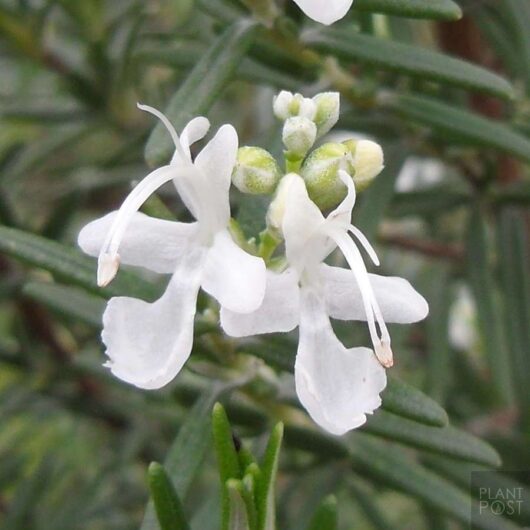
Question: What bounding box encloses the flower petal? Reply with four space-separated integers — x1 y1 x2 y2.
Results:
320 264 429 323
292 0 353 25
220 268 300 337
178 116 210 161
102 247 207 389
295 288 387 435
193 124 238 231
78 211 198 274
201 230 266 313
281 174 333 271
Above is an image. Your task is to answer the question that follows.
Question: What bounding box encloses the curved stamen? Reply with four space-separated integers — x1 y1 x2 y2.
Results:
328 170 356 222
137 103 188 162
348 224 380 266
326 227 393 367
97 165 182 286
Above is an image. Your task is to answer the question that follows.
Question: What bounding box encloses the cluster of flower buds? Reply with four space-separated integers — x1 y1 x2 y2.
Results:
232 90 385 213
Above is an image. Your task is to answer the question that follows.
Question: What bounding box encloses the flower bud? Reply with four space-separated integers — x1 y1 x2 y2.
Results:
301 142 354 210
282 117 317 157
273 91 293 120
312 92 340 138
273 91 316 121
266 173 299 233
232 146 282 195
343 139 384 191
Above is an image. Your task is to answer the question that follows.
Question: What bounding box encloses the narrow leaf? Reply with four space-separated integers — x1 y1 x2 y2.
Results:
424 264 453 404
145 20 258 166
382 376 449 427
227 480 251 530
348 480 393 530
363 410 501 467
0 226 158 300
497 208 530 419
355 142 406 239
22 281 105 328
390 186 470 219
148 462 190 530
353 0 462 20
308 30 513 100
213 403 243 482
350 436 517 530
386 94 530 163
256 423 283 530
141 387 226 530
213 403 243 530
307 495 338 530
467 207 514 405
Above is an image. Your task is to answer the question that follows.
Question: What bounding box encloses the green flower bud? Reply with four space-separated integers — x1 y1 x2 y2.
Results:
282 117 317 158
232 146 282 195
301 142 354 210
273 91 316 121
343 139 384 191
312 92 340 138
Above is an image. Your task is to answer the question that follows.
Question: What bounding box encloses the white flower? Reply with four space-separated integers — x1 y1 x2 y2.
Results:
78 105 266 389
221 173 428 435
292 0 353 25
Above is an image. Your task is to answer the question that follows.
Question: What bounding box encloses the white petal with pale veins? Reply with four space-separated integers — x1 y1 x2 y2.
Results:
295 288 387 435
78 211 198 274
320 264 429 324
221 268 300 337
102 247 207 389
202 230 266 314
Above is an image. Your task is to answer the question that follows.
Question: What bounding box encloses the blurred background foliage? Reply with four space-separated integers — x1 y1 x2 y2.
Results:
0 0 529 529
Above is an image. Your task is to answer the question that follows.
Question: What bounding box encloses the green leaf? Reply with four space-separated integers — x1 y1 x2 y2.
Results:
283 425 350 459
213 404 243 481
467 207 514 405
2 457 55 530
137 44 300 91
382 376 448 427
355 142 406 239
145 20 258 166
386 94 530 163
308 30 513 100
141 387 226 530
148 462 190 530
363 410 501 467
424 456 530 525
390 186 470 219
353 0 462 20
350 436 517 530
348 481 393 530
0 226 158 300
424 264 452 404
227 480 251 530
22 281 105 328
499 0 530 90
307 495 338 530
497 209 530 419
213 403 243 530
256 422 283 530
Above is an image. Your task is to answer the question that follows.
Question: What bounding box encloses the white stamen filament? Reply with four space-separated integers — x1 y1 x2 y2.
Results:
137 103 188 162
327 227 393 367
348 224 380 266
328 170 356 222
97 165 181 286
